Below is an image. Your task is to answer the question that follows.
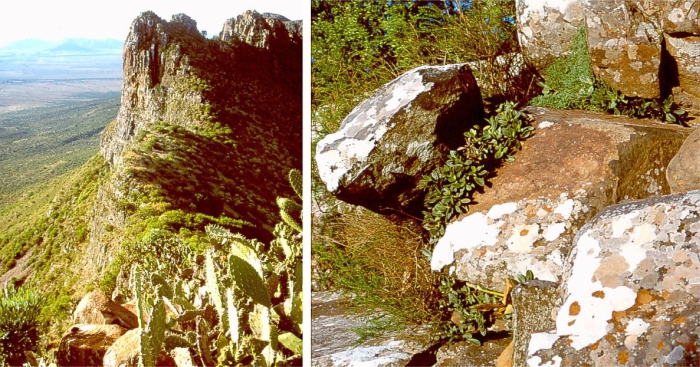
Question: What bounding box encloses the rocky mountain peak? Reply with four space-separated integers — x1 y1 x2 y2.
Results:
220 10 301 49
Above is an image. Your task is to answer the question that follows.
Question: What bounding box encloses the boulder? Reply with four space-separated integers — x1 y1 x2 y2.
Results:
667 127 700 193
315 64 484 217
665 35 700 100
527 190 700 366
583 0 663 99
56 324 127 367
662 0 700 34
515 0 584 70
511 280 558 367
103 328 177 367
431 107 689 290
73 290 138 329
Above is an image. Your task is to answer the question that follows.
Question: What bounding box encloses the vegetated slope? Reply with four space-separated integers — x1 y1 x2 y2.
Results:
0 96 119 207
0 10 301 337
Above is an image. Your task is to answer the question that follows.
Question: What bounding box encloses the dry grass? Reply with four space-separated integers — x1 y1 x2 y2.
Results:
314 206 441 325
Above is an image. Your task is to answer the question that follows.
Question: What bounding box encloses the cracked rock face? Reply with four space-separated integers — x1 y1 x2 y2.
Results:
515 0 584 70
315 64 484 217
583 0 663 99
220 10 300 49
527 190 700 367
432 107 689 290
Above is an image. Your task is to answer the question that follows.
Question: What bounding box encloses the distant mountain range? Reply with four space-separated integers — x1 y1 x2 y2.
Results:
0 38 122 55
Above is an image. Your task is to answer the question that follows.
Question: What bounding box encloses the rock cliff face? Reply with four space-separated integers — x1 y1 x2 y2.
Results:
89 10 301 276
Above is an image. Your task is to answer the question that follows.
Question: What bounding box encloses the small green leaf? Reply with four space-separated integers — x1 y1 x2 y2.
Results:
278 332 302 355
229 255 272 307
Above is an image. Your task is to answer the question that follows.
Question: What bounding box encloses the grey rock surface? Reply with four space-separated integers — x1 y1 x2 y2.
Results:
432 107 689 290
220 10 300 49
527 190 700 366
315 63 484 217
311 292 428 367
511 280 558 367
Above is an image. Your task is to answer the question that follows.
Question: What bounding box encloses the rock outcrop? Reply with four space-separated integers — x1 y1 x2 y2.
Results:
526 190 700 366
315 64 484 217
516 0 700 106
515 0 584 69
88 9 301 276
667 127 700 193
220 10 301 49
430 107 689 290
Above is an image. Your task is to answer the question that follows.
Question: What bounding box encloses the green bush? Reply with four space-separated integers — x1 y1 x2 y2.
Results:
0 285 47 366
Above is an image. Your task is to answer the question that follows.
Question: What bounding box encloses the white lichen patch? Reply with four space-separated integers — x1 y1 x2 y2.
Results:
431 212 502 271
406 141 433 162
538 121 554 129
315 65 442 192
624 318 650 349
543 222 566 241
620 223 656 271
553 199 575 220
487 202 518 219
506 224 540 253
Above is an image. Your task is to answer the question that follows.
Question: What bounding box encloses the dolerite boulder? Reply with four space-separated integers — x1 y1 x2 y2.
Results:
431 107 689 290
515 0 584 69
315 64 484 217
527 191 700 367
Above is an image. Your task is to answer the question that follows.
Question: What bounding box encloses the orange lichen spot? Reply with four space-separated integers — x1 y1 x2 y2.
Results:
657 340 664 350
672 317 687 325
543 205 552 212
662 290 670 299
569 301 581 316
566 338 573 344
617 350 629 364
520 229 529 236
591 341 599 351
568 320 576 326
636 289 653 305
592 290 605 298
612 310 627 321
478 249 487 257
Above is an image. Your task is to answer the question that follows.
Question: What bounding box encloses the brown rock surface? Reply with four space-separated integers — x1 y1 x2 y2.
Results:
583 0 663 98
431 107 690 290
56 324 127 367
667 127 700 193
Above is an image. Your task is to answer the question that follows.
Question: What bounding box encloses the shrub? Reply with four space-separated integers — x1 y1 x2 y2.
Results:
0 285 47 366
419 101 533 242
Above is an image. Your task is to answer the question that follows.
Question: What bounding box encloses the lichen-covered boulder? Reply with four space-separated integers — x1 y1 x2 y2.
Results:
315 64 484 217
527 190 700 366
431 107 689 290
515 0 584 70
583 0 663 99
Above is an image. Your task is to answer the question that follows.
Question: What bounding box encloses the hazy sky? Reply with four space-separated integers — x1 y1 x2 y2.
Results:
0 0 307 47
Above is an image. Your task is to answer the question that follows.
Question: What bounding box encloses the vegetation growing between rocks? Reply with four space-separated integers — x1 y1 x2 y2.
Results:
530 27 687 125
419 101 533 242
